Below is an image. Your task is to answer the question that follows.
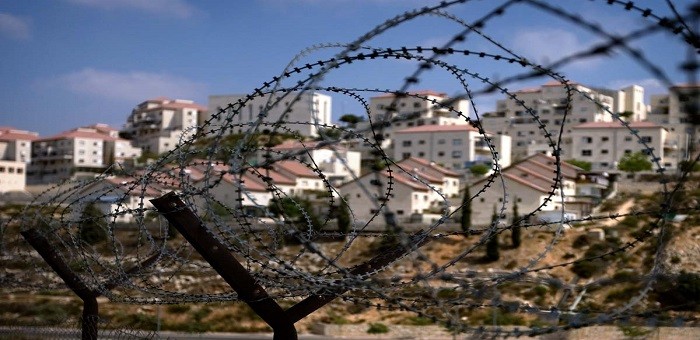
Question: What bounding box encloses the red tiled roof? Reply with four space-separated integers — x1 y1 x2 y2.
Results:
0 128 39 141
471 153 580 193
515 88 541 93
273 160 318 178
527 153 580 178
383 171 431 191
246 167 297 186
502 172 550 193
104 176 162 197
572 121 660 129
139 98 206 111
395 124 479 133
85 123 118 132
542 80 579 87
37 129 120 142
398 157 461 177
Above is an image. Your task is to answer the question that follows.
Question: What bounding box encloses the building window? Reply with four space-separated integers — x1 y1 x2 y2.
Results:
624 149 632 154
402 152 411 159
437 139 446 145
601 137 609 142
452 139 462 146
437 151 445 157
624 136 633 142
601 149 609 154
582 137 592 143
452 150 462 158
7 167 14 173
641 136 652 143
17 168 23 174
418 140 425 145
402 141 412 147
413 102 421 108
418 152 425 157
582 150 592 156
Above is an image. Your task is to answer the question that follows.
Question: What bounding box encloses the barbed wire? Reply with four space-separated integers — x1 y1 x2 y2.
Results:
1 0 699 337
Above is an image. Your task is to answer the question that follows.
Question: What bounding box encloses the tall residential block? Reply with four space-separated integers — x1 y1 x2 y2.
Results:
205 91 332 138
479 81 648 160
123 97 206 154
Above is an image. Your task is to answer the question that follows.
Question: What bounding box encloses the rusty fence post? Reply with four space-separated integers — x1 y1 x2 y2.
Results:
21 228 99 340
151 191 433 336
151 192 298 340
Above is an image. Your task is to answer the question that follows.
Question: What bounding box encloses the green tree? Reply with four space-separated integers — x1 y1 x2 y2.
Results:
339 114 365 127
566 159 592 171
79 203 107 245
460 184 472 237
336 197 351 235
679 160 700 173
268 196 321 232
617 151 652 175
511 198 521 248
485 206 500 262
469 164 490 177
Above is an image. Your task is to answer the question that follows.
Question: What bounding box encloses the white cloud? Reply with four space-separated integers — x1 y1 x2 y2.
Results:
52 68 207 102
67 0 196 18
510 28 600 68
0 13 31 40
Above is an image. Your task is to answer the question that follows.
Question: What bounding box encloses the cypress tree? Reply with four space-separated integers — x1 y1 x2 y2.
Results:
485 205 500 261
336 196 351 235
460 184 472 237
511 198 522 248
79 203 107 245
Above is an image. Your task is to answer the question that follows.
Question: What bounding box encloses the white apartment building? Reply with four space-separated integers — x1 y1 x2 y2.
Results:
205 91 332 138
649 84 699 163
480 82 647 160
260 140 362 186
0 127 38 163
0 160 26 192
29 125 141 184
78 176 160 224
393 124 511 173
0 127 38 192
571 121 674 171
123 97 206 154
339 157 461 224
349 90 471 159
469 153 582 226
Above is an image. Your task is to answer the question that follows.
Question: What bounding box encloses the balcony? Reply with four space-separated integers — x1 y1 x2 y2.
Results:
474 140 491 154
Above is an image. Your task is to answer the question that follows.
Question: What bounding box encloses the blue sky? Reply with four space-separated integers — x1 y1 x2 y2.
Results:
0 0 696 136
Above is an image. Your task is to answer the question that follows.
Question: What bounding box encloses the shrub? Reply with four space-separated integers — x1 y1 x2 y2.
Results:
367 322 389 334
166 304 191 314
572 234 590 248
